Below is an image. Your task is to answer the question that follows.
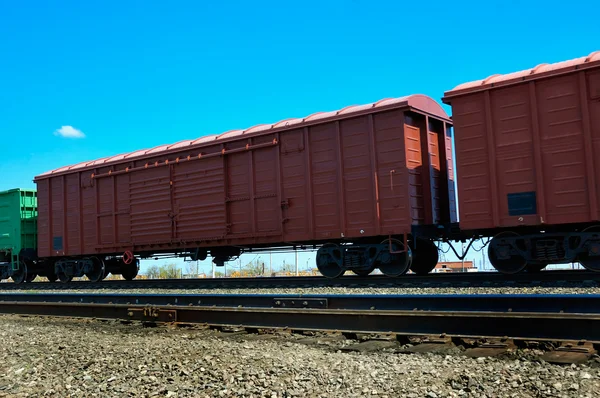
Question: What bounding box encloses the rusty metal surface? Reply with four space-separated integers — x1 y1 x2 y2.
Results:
442 52 600 230
462 340 517 358
1 300 600 342
540 342 597 364
34 96 455 258
3 292 600 314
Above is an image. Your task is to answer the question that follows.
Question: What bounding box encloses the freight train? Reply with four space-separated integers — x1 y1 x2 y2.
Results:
1 50 599 283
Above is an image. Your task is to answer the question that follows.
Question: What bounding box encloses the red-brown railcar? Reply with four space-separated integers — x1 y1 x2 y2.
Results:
443 51 600 273
34 95 455 281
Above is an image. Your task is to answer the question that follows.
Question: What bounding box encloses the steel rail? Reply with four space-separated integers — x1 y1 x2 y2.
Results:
0 300 599 342
1 269 598 290
2 292 600 313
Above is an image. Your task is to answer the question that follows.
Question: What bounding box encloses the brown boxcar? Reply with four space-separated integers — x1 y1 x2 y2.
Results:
34 95 455 279
443 51 600 273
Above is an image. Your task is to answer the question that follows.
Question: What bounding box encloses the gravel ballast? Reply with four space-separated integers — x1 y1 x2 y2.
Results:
5 286 600 296
0 315 598 397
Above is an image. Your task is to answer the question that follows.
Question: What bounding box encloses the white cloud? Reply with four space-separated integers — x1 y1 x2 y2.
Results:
54 125 85 139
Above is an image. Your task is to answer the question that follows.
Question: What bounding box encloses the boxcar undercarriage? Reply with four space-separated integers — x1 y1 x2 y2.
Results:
4 222 600 284
421 223 600 275
0 251 139 284
484 226 600 274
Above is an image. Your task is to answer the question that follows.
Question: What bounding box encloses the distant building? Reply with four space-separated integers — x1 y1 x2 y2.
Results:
433 261 476 273
182 273 207 279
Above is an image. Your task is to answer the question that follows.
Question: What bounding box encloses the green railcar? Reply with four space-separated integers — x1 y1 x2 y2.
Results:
0 188 37 283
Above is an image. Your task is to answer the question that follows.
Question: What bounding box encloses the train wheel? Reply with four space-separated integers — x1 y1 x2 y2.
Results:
579 226 600 272
85 257 105 283
122 271 137 281
580 257 600 272
316 243 344 278
11 261 27 284
377 238 412 277
56 270 72 283
580 256 600 271
46 273 57 283
410 239 439 275
352 266 375 276
488 232 527 274
26 273 37 282
121 264 138 281
525 263 547 273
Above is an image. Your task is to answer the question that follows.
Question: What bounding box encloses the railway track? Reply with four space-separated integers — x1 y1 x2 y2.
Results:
1 269 599 290
1 292 600 344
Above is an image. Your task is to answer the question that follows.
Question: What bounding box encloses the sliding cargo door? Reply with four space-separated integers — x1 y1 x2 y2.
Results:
251 143 280 235
94 173 132 249
129 167 173 245
224 139 280 239
172 157 227 241
590 69 600 221
536 75 589 225
404 123 425 225
338 117 376 238
373 110 411 233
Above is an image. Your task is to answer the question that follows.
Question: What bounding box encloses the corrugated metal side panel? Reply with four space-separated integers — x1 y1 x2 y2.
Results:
280 129 309 241
81 174 97 254
36 103 451 256
452 67 600 231
590 70 600 100
339 116 376 238
50 176 65 255
0 191 20 253
226 141 252 236
590 70 600 220
0 190 37 256
309 122 341 239
452 94 494 229
404 124 424 224
489 85 538 227
172 157 226 241
130 167 172 244
19 190 37 251
98 173 114 246
65 174 81 254
252 136 279 234
115 174 131 244
535 74 589 224
374 110 410 233
36 182 50 257
427 120 442 224
444 124 458 224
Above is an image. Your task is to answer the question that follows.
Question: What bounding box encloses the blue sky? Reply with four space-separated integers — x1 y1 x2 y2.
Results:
1 1 597 273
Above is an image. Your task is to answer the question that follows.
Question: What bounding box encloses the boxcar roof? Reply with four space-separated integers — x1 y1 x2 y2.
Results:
443 50 600 101
36 94 449 179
